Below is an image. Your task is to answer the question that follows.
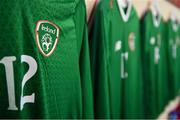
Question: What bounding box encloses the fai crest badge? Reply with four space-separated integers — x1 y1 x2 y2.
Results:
35 20 60 57
128 32 136 51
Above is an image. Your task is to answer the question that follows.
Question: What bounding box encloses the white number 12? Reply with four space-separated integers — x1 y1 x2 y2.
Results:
0 55 37 111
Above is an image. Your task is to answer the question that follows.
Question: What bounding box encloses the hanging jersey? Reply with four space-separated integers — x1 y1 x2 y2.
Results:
0 0 93 118
110 1 143 118
141 9 168 118
90 0 111 118
166 18 180 99
175 28 180 96
90 0 143 118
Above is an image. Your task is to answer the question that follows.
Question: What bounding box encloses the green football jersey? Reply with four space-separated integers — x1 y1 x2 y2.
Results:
90 0 111 118
176 27 180 95
141 10 168 118
166 18 180 99
90 0 143 118
0 0 93 119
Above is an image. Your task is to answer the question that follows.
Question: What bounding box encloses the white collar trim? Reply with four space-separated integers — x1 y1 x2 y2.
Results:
117 0 132 23
170 13 179 32
150 4 161 28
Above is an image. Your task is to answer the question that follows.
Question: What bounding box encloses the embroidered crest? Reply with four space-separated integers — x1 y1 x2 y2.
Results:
128 32 136 51
35 20 60 57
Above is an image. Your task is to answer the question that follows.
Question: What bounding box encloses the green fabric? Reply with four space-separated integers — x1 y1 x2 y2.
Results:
175 27 180 96
74 0 94 118
141 11 168 119
166 19 180 99
111 1 144 119
90 0 111 118
0 0 93 118
90 0 143 118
